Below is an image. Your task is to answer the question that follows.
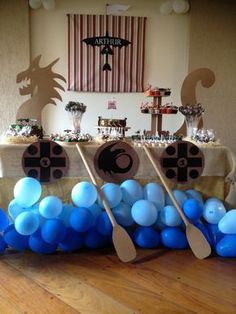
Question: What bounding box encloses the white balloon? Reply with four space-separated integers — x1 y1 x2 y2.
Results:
182 1 190 13
41 0 55 10
29 0 42 9
173 0 189 14
160 0 173 15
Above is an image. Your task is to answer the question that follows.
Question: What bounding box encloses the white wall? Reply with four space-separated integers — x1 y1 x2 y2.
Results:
29 0 189 136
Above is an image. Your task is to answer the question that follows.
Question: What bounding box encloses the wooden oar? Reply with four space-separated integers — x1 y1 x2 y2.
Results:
76 144 137 263
143 145 211 259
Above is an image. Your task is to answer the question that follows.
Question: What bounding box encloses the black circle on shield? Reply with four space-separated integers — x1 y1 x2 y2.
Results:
94 140 139 183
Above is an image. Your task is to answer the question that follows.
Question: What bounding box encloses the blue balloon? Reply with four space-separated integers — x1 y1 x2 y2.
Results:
96 212 113 236
15 211 40 236
70 207 94 233
59 228 83 252
133 226 161 248
41 219 67 244
29 230 57 254
161 227 188 249
98 183 122 209
185 189 204 206
3 224 29 251
216 235 236 257
39 195 63 219
0 207 10 232
0 235 7 253
165 189 187 207
131 200 158 226
194 221 213 246
71 181 97 208
203 198 226 224
160 205 182 227
112 202 134 227
182 199 203 222
120 179 143 206
87 203 102 226
143 182 165 211
84 227 110 249
218 209 236 234
58 203 75 227
205 223 224 247
13 177 42 208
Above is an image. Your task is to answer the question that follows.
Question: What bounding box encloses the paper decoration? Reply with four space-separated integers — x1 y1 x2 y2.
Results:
82 31 130 71
67 14 147 92
16 55 66 124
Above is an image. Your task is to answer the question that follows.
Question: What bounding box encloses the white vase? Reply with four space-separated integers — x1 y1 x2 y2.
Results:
69 111 84 133
185 115 201 138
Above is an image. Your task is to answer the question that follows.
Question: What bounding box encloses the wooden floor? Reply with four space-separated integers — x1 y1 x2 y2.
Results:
0 248 235 314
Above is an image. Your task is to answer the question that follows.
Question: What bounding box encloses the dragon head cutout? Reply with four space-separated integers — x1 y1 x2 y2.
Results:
16 55 66 123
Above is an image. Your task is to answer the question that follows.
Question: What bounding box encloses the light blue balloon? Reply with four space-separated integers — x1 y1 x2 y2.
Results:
98 183 122 209
218 209 236 234
8 199 26 220
216 234 236 257
160 205 182 227
131 199 158 226
39 195 63 219
143 182 165 211
15 211 40 236
185 189 204 206
13 177 42 208
203 198 226 224
71 181 97 208
165 189 187 207
154 211 166 230
120 179 143 206
112 202 134 227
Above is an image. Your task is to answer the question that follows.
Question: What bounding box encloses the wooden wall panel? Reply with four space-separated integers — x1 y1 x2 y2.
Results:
188 0 236 154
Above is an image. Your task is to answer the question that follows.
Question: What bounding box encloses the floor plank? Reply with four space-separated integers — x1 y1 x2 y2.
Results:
0 259 78 314
2 249 236 314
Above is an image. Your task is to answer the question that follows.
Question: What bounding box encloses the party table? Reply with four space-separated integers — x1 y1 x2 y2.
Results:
0 142 236 210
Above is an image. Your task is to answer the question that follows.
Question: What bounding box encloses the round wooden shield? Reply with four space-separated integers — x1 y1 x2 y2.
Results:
22 140 69 184
94 140 139 183
160 140 204 184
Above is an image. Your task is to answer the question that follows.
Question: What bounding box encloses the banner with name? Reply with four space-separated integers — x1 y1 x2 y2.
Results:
67 14 147 92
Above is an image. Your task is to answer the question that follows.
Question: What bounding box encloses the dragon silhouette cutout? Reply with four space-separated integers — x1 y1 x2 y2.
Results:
16 55 66 123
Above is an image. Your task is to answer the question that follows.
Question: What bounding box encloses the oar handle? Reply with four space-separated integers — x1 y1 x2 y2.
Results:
76 144 117 227
143 145 189 226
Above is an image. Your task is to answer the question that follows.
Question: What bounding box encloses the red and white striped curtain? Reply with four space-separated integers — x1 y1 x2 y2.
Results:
67 14 147 92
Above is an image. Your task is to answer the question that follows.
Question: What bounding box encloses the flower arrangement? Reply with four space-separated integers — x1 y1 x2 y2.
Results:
179 103 205 117
65 101 86 113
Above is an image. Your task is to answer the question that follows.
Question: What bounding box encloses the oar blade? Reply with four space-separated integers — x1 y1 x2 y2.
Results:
112 225 137 263
186 224 211 259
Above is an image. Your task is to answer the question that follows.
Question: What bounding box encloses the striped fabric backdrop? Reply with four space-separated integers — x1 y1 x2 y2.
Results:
67 14 147 92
